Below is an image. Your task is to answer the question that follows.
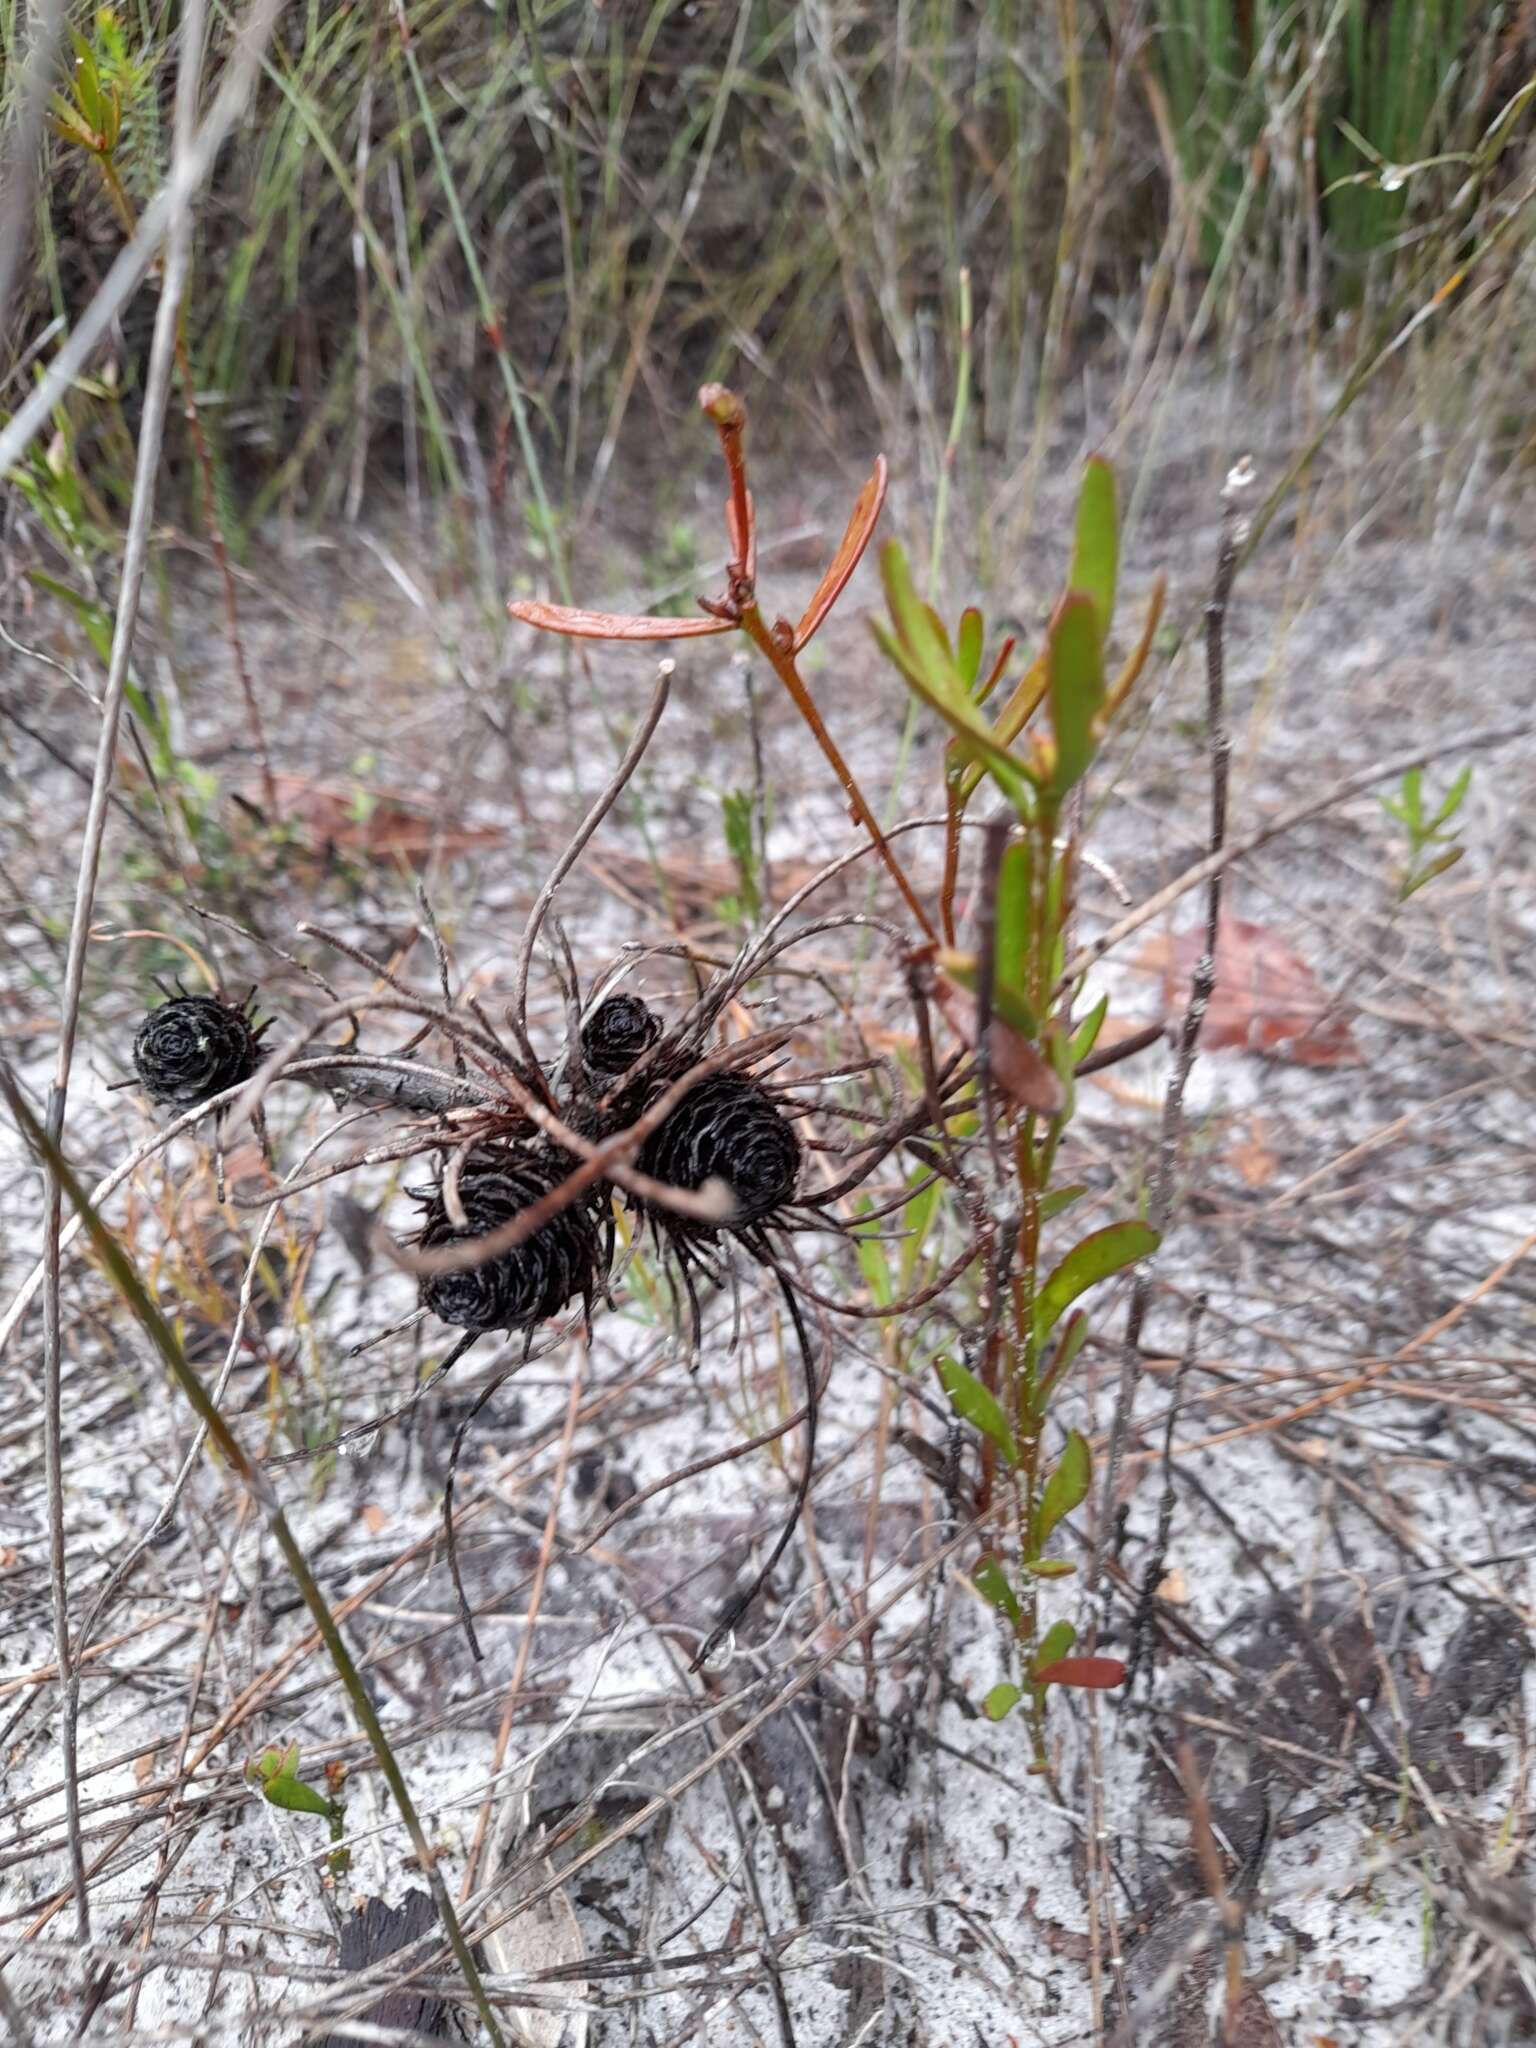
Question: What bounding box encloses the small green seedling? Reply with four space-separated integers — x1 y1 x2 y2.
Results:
1380 764 1471 900
873 457 1165 1768
246 1741 350 1878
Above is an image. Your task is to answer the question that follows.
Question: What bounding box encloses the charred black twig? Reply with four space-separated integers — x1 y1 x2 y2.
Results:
1125 1293 1205 1693
692 1253 822 1672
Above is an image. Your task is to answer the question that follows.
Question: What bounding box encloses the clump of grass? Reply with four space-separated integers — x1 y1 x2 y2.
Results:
8 0 1527 550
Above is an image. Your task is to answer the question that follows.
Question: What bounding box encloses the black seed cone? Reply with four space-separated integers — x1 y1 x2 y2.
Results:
581 994 660 1076
415 1146 601 1333
636 1074 799 1237
132 993 266 1108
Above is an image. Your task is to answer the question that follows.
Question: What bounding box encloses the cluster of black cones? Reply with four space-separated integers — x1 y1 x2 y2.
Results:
410 996 803 1344
131 984 817 1665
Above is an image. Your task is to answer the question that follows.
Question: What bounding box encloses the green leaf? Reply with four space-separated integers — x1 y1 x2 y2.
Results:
1032 1429 1091 1554
872 615 1037 813
854 1226 894 1308
248 1742 331 1818
1045 594 1105 802
1030 1620 1076 1683
880 540 956 682
26 573 114 665
1033 1309 1091 1419
957 607 985 689
936 950 1039 1039
1025 1557 1076 1578
1399 765 1423 833
720 789 761 922
983 1682 1022 1721
938 1355 1019 1467
973 1553 1021 1625
1034 1220 1159 1346
264 1770 332 1818
1403 845 1464 898
1069 995 1108 1065
1039 1184 1088 1222
1430 764 1471 830
898 1172 943 1292
1069 457 1118 641
994 840 1032 996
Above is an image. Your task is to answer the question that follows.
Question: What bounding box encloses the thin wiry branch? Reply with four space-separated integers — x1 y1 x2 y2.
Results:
511 659 674 1050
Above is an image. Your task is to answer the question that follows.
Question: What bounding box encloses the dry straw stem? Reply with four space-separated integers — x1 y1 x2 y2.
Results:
32 0 208 1940
0 0 69 345
4 1076 510 2046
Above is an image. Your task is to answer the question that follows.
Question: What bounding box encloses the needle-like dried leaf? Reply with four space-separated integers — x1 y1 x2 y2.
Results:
793 455 889 651
507 598 734 640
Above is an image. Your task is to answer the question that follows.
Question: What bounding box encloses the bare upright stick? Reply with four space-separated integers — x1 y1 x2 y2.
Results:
1087 461 1247 1613
33 0 208 1942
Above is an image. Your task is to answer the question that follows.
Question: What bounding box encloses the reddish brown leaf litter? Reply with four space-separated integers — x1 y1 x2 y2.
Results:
1141 912 1362 1066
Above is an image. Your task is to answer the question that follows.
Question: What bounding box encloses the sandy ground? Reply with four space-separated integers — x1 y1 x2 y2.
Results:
2 370 1535 2046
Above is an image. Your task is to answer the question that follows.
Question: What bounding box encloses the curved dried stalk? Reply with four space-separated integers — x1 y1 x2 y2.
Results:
510 661 674 1060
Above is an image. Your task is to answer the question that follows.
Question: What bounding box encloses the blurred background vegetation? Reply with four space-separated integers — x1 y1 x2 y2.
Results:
4 0 1535 549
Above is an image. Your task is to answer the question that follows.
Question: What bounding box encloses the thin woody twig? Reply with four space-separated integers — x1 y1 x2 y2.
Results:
1089 465 1244 1615
1124 1292 1205 1693
1058 711 1534 994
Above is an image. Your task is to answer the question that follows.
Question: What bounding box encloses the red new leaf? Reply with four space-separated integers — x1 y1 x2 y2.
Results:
792 457 889 651
506 599 734 641
1033 1655 1127 1690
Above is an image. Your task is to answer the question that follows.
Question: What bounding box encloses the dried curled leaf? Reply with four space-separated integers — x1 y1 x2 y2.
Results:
506 599 734 640
1142 914 1361 1067
793 456 889 651
932 970 1062 1114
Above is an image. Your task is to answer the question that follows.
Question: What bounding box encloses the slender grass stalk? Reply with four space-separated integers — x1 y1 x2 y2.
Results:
4 1073 507 2047
34 0 209 1938
393 0 567 596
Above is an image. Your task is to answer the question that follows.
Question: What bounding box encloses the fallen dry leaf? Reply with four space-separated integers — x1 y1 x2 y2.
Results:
250 774 503 867
1140 914 1361 1067
1230 1115 1279 1188
360 1504 388 1535
931 972 1062 1115
1157 1566 1190 1603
